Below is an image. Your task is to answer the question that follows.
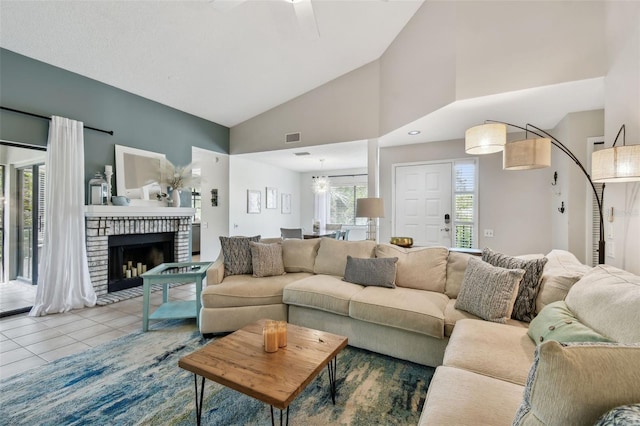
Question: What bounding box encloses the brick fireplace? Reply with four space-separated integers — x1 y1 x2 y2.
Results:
84 206 195 297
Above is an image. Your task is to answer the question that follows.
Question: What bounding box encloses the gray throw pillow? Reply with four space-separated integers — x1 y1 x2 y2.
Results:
250 241 285 278
343 256 398 288
482 248 548 322
219 235 261 277
455 257 525 323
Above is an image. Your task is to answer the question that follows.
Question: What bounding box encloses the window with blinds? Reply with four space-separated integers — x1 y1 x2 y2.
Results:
329 183 368 225
38 166 46 243
453 160 477 248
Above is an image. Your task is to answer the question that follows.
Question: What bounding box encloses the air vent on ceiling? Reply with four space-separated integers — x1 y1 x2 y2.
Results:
294 152 311 156
285 132 302 144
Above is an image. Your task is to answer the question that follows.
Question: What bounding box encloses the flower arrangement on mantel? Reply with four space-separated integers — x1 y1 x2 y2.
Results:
160 159 200 191
158 159 200 207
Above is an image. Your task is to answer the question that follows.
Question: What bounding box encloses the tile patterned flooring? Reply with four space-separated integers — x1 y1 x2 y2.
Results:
0 280 37 315
0 282 198 381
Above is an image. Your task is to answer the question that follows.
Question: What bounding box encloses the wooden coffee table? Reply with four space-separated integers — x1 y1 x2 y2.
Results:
178 319 348 425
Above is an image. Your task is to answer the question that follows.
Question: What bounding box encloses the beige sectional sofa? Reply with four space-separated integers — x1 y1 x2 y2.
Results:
202 237 531 366
420 262 640 425
200 237 640 424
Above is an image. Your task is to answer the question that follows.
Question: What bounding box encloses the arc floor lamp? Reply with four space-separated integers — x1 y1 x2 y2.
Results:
465 121 640 264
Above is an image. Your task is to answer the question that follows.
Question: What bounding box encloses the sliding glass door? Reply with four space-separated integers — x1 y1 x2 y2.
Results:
16 164 45 284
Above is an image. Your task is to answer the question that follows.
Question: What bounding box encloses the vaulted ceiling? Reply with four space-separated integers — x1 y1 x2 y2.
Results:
0 1 609 172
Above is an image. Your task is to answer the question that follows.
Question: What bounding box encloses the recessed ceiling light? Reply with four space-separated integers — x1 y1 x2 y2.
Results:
408 130 421 135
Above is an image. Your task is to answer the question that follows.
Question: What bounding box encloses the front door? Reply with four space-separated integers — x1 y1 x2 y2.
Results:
394 163 452 247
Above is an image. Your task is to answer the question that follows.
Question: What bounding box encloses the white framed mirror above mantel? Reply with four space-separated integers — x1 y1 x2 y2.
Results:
114 144 168 206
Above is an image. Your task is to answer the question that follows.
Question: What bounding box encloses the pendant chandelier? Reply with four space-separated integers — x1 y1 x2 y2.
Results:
312 159 330 194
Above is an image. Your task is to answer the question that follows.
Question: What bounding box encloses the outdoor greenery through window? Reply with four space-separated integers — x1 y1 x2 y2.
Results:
453 160 477 249
329 181 368 226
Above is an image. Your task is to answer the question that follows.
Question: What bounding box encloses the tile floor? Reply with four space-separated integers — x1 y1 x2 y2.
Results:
0 280 38 315
0 282 198 381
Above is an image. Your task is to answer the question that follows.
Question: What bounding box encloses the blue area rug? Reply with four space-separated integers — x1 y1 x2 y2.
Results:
0 320 434 425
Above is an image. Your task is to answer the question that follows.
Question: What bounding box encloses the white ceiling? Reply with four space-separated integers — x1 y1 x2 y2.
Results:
0 1 605 173
0 0 423 128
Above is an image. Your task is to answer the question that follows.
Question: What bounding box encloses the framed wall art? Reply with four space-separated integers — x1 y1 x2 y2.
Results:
266 187 278 209
281 193 291 214
247 189 261 214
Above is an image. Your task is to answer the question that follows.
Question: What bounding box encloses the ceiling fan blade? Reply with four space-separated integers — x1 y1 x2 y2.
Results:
292 0 320 39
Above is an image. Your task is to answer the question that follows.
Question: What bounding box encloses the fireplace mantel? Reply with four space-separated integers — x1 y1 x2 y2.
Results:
85 205 195 218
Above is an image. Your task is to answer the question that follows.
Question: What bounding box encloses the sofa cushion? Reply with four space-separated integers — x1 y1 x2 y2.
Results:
565 265 640 344
483 248 548 322
313 238 376 276
443 299 527 337
444 250 473 298
375 244 448 292
201 272 311 308
349 287 448 339
513 341 640 426
536 249 590 314
281 238 320 273
419 366 524 426
343 256 398 288
250 241 285 278
443 319 535 386
528 301 612 345
219 235 261 277
455 257 523 323
282 274 364 316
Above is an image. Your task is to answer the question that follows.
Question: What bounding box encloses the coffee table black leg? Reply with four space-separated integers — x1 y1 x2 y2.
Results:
270 406 289 426
194 374 205 426
327 356 337 405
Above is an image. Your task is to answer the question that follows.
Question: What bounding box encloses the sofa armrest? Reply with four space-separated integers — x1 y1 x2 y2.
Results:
206 258 225 285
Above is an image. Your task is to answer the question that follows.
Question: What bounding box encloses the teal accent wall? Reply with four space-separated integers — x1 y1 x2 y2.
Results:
0 48 229 189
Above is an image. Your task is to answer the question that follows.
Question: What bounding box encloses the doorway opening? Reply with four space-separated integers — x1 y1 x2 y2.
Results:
0 141 47 317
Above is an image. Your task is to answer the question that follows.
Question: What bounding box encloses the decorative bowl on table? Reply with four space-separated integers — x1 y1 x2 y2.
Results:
111 196 130 206
390 237 413 248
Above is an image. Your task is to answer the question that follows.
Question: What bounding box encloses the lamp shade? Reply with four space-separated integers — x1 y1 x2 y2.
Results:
465 123 507 154
356 197 384 218
592 145 640 183
503 138 551 170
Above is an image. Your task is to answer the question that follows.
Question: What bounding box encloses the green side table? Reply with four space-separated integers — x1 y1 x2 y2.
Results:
141 261 212 332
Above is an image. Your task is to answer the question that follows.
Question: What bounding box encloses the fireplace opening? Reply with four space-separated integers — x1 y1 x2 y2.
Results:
108 232 175 292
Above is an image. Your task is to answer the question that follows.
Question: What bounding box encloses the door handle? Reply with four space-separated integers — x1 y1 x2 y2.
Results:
441 227 450 232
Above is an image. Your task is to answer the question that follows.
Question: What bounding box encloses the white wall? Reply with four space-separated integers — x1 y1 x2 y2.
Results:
551 110 605 264
454 1 605 100
192 147 229 262
380 137 552 255
230 61 380 154
229 156 302 239
603 1 640 274
379 1 456 135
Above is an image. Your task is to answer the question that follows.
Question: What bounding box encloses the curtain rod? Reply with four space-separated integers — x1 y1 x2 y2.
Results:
312 173 368 179
1 106 114 136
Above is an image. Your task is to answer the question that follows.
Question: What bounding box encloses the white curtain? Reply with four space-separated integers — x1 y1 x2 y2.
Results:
30 116 96 316
314 192 329 230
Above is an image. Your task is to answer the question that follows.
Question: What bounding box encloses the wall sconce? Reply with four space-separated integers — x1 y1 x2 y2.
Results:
210 188 218 207
551 171 561 196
